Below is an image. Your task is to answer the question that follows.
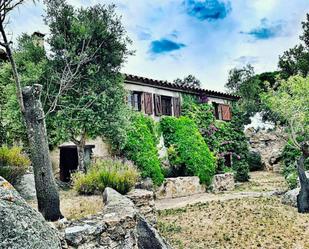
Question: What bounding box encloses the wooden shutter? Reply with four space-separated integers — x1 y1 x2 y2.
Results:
173 97 181 117
220 104 231 121
144 92 153 115
154 94 162 116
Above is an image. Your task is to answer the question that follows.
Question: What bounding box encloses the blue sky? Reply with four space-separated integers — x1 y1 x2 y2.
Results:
10 0 309 91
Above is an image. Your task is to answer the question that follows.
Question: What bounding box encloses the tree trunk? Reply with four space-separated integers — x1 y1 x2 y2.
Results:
76 134 86 172
22 84 63 221
297 142 309 213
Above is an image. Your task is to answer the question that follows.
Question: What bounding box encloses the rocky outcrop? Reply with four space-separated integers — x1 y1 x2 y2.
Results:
15 173 37 200
61 187 171 249
0 176 62 249
245 128 286 172
211 173 235 193
155 176 205 199
282 188 299 207
127 189 157 225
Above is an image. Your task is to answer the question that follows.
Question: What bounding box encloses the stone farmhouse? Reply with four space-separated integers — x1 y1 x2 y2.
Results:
51 74 240 181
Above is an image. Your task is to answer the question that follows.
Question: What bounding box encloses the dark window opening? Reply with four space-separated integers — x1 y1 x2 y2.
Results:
59 145 94 182
224 154 232 167
161 96 172 116
213 102 221 120
128 91 142 111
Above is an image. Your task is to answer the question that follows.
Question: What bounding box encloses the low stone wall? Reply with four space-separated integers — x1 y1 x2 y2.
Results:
61 188 171 249
155 176 206 199
211 173 235 193
127 189 157 225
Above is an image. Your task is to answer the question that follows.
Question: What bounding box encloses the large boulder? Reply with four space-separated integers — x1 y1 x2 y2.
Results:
15 173 37 200
245 128 286 172
0 176 62 249
282 188 299 207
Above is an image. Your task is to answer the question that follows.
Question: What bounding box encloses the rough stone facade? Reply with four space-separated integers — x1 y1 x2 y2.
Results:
211 173 235 193
245 128 287 172
155 176 206 199
15 172 37 200
0 177 62 249
126 189 157 225
60 188 171 249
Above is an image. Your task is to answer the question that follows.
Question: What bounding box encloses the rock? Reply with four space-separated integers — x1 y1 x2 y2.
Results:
211 173 235 192
135 178 154 191
136 215 172 249
282 188 299 207
62 187 170 249
15 173 36 200
245 128 287 172
0 176 62 249
127 189 157 225
155 176 206 199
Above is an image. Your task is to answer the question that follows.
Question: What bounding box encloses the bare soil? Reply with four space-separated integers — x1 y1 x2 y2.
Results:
157 171 309 249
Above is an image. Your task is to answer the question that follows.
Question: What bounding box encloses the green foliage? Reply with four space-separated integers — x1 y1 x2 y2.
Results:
160 116 216 185
248 151 263 171
173 75 201 88
262 76 309 146
0 146 30 185
225 64 280 123
122 113 164 186
281 140 309 181
181 97 250 182
44 1 132 150
286 172 298 190
72 159 139 195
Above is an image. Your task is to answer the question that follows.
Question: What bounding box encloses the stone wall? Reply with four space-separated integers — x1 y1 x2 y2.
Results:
245 128 287 172
60 188 171 249
155 176 206 199
126 189 157 225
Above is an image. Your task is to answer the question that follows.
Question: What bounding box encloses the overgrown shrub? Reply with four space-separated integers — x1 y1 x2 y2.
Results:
0 146 30 185
181 97 250 182
248 151 263 171
122 113 164 186
160 116 216 185
72 159 139 195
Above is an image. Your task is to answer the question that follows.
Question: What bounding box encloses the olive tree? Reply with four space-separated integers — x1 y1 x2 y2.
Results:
44 0 131 172
262 76 309 212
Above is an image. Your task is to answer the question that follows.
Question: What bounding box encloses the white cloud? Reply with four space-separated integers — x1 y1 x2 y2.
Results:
7 0 309 91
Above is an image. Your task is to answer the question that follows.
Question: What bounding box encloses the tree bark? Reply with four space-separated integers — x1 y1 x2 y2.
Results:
297 142 309 213
22 84 63 221
76 133 86 172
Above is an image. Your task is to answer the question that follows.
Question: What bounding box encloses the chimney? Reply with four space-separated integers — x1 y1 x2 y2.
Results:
31 31 45 48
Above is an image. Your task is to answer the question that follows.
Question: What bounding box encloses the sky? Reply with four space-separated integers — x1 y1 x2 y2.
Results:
9 0 309 91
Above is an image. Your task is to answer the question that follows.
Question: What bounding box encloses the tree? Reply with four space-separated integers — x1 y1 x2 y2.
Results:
225 64 280 123
174 74 201 88
43 0 132 172
0 0 63 221
262 76 309 212
278 14 309 79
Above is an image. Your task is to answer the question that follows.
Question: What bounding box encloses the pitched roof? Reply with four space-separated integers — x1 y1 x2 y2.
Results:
124 74 240 101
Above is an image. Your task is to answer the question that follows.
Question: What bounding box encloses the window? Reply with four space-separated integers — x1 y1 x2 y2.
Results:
213 103 231 121
127 91 142 111
161 96 172 116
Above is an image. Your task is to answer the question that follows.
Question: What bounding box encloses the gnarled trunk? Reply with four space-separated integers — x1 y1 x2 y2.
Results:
22 84 63 221
75 133 86 172
297 142 309 213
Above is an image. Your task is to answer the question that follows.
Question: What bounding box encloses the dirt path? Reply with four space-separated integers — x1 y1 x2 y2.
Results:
155 171 288 210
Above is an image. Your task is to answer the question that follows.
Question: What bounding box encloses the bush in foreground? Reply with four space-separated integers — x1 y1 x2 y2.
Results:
0 146 30 185
160 116 216 185
72 159 139 195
